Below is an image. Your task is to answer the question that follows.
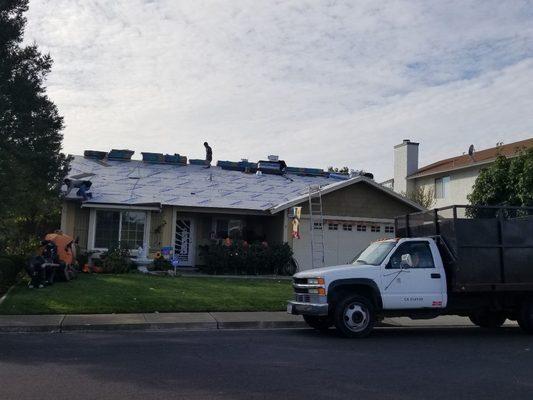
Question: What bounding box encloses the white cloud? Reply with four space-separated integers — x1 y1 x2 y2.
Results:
26 0 533 180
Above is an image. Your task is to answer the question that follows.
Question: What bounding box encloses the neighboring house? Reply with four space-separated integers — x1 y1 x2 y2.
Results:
61 150 422 271
382 138 533 209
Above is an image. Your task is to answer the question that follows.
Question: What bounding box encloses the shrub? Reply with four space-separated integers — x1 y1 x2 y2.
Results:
0 256 24 294
199 241 295 275
100 246 132 274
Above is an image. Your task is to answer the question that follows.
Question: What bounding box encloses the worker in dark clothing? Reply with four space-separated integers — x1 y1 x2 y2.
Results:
204 142 212 168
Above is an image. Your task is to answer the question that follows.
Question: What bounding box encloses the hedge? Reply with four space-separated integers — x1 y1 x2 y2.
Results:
0 256 25 295
198 241 296 276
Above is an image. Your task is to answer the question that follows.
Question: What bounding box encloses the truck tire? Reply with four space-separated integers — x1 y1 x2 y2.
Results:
303 315 333 332
333 295 375 338
518 299 533 334
469 311 507 329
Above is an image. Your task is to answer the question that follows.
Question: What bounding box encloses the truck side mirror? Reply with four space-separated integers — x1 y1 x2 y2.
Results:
400 254 413 268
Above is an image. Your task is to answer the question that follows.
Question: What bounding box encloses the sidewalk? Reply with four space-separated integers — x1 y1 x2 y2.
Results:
0 312 518 333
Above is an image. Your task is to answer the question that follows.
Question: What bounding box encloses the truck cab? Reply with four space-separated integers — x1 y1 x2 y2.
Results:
288 237 448 337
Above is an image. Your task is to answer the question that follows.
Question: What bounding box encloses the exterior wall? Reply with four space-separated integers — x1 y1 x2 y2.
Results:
299 182 420 218
413 166 482 209
60 202 90 251
289 182 419 271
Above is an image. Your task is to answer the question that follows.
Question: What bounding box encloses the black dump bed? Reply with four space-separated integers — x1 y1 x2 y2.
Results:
395 205 533 293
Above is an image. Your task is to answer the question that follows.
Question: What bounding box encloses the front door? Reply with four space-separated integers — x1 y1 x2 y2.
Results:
381 240 444 309
174 218 195 266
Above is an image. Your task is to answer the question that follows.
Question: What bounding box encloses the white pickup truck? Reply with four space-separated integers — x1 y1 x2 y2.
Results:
287 206 533 338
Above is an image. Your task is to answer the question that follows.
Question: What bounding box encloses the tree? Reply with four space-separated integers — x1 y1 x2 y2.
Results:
468 148 533 208
327 166 349 174
0 1 69 254
402 186 435 209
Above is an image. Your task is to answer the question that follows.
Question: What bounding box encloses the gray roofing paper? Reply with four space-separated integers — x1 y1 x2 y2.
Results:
66 156 340 212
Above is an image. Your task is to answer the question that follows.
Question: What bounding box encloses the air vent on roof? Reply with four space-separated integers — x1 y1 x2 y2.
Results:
257 159 287 175
84 150 107 160
108 149 134 161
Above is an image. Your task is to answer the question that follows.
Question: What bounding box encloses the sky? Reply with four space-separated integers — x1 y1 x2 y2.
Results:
25 0 533 181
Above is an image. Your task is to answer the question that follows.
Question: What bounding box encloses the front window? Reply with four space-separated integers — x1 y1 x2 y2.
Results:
435 176 451 199
353 241 396 266
94 210 146 249
215 219 243 239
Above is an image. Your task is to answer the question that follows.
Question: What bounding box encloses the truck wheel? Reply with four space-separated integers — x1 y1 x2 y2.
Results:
303 315 333 332
333 295 375 338
469 311 507 328
518 299 533 334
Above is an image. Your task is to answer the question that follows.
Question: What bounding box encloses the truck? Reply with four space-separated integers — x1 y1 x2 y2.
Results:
287 205 533 338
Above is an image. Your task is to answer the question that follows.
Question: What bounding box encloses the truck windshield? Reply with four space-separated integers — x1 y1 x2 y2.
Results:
353 241 396 266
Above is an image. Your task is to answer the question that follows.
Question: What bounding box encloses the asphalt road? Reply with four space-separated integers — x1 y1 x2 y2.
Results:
0 327 532 400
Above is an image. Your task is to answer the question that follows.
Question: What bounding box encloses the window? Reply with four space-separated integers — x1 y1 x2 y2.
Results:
313 222 323 230
94 210 146 249
385 226 395 234
215 219 243 239
328 223 339 231
435 176 451 199
342 224 353 231
356 224 367 232
388 241 435 269
371 225 381 232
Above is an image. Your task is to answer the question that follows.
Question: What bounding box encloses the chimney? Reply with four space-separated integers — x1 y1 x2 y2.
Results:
393 139 419 194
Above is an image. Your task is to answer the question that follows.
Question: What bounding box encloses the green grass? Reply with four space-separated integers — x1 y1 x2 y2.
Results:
0 273 293 315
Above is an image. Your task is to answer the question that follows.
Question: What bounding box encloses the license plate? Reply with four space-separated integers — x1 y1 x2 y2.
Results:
286 303 293 314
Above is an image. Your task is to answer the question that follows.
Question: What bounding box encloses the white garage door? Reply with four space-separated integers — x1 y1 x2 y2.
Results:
292 219 395 271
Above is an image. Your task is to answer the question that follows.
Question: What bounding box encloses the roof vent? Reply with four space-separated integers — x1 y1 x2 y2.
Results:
84 150 107 160
257 159 287 175
108 149 134 161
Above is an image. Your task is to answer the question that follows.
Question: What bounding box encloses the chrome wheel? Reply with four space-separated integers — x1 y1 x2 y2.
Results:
343 302 370 332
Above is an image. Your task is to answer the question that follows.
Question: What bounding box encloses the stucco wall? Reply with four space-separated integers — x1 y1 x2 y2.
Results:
413 166 481 209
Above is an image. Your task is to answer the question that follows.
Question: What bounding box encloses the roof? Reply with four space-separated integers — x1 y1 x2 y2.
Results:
408 138 533 179
66 155 422 214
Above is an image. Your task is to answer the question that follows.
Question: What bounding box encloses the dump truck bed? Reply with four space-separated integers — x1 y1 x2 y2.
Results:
395 205 533 293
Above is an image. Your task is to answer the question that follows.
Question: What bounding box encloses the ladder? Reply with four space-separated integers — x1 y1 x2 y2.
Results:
308 185 325 269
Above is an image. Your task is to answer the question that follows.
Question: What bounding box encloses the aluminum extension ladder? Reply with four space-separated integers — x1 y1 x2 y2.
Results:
308 185 325 269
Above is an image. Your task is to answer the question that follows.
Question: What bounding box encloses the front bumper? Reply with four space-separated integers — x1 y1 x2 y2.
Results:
287 301 329 316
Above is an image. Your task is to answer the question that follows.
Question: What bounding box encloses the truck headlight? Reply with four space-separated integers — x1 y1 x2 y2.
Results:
308 278 325 285
308 287 327 296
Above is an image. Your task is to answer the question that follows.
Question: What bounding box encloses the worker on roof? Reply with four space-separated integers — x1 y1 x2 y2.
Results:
204 142 212 169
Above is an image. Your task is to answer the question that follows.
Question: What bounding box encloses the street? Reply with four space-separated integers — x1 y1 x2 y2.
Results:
1 327 532 400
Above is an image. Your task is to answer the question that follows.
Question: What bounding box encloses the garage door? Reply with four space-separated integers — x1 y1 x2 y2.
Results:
292 219 395 271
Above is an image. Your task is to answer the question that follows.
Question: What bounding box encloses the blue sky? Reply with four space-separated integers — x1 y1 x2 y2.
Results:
26 0 533 180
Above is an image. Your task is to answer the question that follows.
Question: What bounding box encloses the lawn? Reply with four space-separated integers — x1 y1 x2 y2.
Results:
0 273 293 315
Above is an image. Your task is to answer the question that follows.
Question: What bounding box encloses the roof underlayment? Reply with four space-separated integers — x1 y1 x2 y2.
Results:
66 156 338 213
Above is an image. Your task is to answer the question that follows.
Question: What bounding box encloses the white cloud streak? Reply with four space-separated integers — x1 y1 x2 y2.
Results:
26 0 533 180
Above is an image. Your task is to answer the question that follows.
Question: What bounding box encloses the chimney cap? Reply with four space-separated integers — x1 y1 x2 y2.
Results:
394 139 419 149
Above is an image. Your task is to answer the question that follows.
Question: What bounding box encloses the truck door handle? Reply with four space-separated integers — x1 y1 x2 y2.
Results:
431 273 441 279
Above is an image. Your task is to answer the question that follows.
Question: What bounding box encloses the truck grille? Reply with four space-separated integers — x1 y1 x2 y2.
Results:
295 294 311 303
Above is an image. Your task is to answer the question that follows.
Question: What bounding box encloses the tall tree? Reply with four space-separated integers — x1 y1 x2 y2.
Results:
0 0 69 254
468 148 533 208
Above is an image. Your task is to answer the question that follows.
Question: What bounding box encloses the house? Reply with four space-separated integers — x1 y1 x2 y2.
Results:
61 150 423 271
382 138 533 208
